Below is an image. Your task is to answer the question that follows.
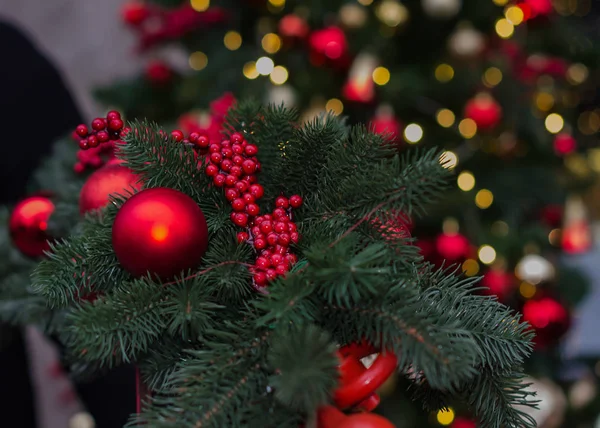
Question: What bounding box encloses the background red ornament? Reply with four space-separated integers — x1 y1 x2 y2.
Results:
146 61 173 86
112 187 208 279
522 296 570 349
553 133 576 155
481 269 515 302
435 232 470 261
464 94 502 131
10 196 55 258
317 406 395 428
79 163 142 214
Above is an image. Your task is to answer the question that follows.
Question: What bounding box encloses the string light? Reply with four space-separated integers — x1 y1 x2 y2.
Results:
475 189 494 209
493 0 509 5
189 51 208 71
440 151 458 169
404 124 423 143
519 281 536 299
457 171 475 191
436 109 456 128
372 67 391 85
436 408 455 426
224 31 242 51
462 259 480 276
567 63 589 85
483 67 503 87
325 98 344 115
256 57 275 75
545 113 564 134
243 61 259 79
478 245 497 265
505 6 524 25
270 66 289 85
435 64 454 82
190 0 210 12
458 119 477 139
548 229 561 246
268 0 285 6
376 0 409 27
261 33 282 54
495 18 514 39
535 92 555 111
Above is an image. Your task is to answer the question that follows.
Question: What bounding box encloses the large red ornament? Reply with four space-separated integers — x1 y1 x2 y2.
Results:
371 112 402 145
464 94 502 131
334 342 398 412
80 164 142 214
435 232 470 261
309 27 349 67
112 188 208 279
482 269 514 302
452 418 477 428
10 196 55 258
317 406 395 428
522 296 570 349
553 133 576 156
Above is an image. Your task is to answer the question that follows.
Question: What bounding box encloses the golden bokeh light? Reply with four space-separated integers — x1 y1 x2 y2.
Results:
372 67 391 85
436 408 455 426
190 0 210 12
505 6 524 25
462 259 480 276
270 66 289 85
243 61 259 79
224 31 242 51
189 51 208 71
459 118 477 139
483 67 503 87
495 18 514 39
491 220 509 236
268 0 285 6
325 98 344 115
475 189 494 209
261 33 282 54
478 245 497 265
358 0 374 4
404 124 423 143
436 109 456 128
440 151 458 169
376 0 409 27
545 113 565 134
435 64 455 82
567 63 589 85
457 171 475 191
535 92 555 111
519 282 537 299
493 0 509 5
548 228 561 246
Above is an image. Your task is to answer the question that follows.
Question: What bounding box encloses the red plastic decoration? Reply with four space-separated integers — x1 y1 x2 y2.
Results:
522 296 570 348
464 94 502 131
10 196 55 258
435 232 470 261
79 164 142 214
553 133 576 156
112 188 208 279
317 406 395 428
334 342 398 412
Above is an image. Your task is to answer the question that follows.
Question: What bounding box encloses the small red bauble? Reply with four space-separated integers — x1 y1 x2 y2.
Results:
464 94 502 131
452 418 477 428
79 164 141 214
522 296 570 349
112 188 208 279
481 269 514 302
553 133 576 155
289 194 303 208
435 232 470 261
317 406 395 428
121 2 149 26
10 196 55 258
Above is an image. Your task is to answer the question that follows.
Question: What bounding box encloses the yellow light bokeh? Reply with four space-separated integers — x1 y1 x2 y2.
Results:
545 113 565 134
535 92 555 111
478 245 497 265
440 151 458 169
459 118 477 139
462 259 480 276
505 6 524 25
404 124 423 143
491 220 509 236
270 65 289 85
548 228 561 246
243 61 259 79
483 67 503 87
437 408 455 426
256 57 275 75
578 111 600 135
325 98 344 115
190 0 210 12
457 171 475 191
376 0 409 27
224 31 242 51
435 64 455 82
268 0 285 6
519 281 537 299
189 51 208 71
372 67 391 86
436 109 456 128
567 63 589 85
358 0 374 4
495 18 514 39
261 33 282 54
475 189 494 209
493 0 509 5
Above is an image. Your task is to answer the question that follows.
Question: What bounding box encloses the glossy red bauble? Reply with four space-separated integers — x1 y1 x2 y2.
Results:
112 188 208 279
522 296 570 349
79 164 141 214
464 94 502 131
317 406 395 428
481 269 514 302
435 232 470 261
121 2 149 26
452 418 477 428
10 196 55 258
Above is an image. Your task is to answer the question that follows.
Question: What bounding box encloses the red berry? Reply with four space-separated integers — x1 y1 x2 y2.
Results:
275 264 288 275
92 118 106 131
221 140 231 147
232 198 246 211
290 232 300 243
235 180 249 192
222 147 233 158
278 233 291 246
225 188 239 201
122 2 149 26
223 159 235 172
256 257 271 270
231 133 244 144
266 269 278 281
233 213 249 227
74 162 85 174
244 144 258 156
75 124 88 137
237 232 249 243
260 222 273 234
189 132 199 143
263 214 272 221
254 238 267 250
273 208 287 219
97 131 109 142
246 203 260 216
288 222 297 232
243 175 257 184
242 159 257 174
79 139 89 150
251 226 261 236
254 272 268 286
275 245 287 255
232 144 244 154
88 135 99 148
249 184 264 199
242 193 255 203
275 196 289 209
225 175 237 187
195 135 209 149
214 174 226 187
270 254 283 265
107 111 121 121
209 143 221 153
267 233 279 246
232 155 244 166
108 119 124 132
210 152 223 164
206 164 219 176
171 130 184 142
274 222 288 233
230 166 243 177
289 195 303 208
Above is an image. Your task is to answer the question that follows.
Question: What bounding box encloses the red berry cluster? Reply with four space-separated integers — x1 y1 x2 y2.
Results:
201 131 303 288
73 111 129 173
